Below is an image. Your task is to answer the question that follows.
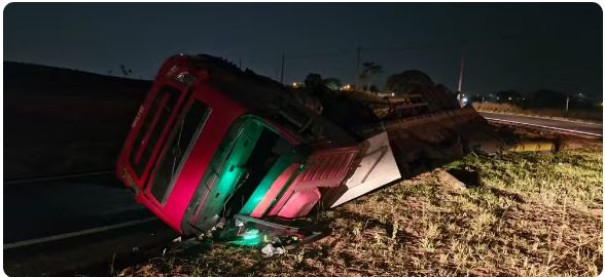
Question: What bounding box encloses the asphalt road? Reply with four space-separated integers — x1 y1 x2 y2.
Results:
3 174 178 276
4 173 152 243
479 112 603 137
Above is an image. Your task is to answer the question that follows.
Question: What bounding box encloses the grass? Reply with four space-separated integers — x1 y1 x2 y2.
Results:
119 148 602 277
472 102 602 123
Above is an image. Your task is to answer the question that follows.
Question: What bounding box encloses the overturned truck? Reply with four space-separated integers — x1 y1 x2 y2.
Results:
116 54 500 248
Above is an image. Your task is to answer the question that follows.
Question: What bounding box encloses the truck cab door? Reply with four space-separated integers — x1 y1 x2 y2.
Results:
267 146 359 219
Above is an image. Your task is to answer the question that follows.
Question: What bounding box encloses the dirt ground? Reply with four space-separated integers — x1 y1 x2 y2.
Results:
119 141 602 277
473 102 602 123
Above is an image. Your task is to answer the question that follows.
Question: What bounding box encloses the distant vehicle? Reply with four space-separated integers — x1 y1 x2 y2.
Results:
117 54 498 247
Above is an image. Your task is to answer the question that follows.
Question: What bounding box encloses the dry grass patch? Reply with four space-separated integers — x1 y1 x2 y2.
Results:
472 102 602 123
120 149 602 277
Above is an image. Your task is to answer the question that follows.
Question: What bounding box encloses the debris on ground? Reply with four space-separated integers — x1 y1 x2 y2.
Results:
434 168 467 192
261 244 285 257
446 165 483 188
119 149 602 277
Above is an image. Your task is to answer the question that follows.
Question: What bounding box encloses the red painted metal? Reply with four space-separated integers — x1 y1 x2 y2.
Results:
277 188 322 219
118 55 197 187
117 56 247 232
295 148 358 190
117 54 362 234
162 91 245 230
268 147 359 218
249 163 301 218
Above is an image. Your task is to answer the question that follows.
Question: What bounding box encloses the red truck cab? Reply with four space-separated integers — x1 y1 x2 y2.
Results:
116 54 364 237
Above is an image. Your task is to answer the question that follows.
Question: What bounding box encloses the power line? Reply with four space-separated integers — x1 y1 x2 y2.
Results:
229 35 529 84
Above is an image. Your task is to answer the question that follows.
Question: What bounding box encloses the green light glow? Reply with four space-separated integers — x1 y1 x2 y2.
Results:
215 120 262 194
194 119 264 226
239 156 294 215
243 229 260 240
229 229 262 246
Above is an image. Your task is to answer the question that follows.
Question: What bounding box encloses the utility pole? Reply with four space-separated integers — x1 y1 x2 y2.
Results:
280 52 285 84
565 94 570 114
456 57 465 107
238 59 242 69
355 47 361 91
457 57 465 93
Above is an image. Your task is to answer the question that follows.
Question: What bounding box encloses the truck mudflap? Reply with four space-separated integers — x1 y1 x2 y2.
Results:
322 131 402 208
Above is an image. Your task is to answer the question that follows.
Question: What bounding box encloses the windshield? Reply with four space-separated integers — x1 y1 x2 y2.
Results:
130 86 180 177
149 100 211 203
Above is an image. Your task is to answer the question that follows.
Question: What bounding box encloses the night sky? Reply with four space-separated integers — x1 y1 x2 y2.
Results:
4 3 602 99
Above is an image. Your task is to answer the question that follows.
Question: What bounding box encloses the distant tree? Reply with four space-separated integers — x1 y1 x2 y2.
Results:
568 92 596 109
469 94 484 104
120 65 134 77
304 73 323 89
530 89 566 109
369 85 379 93
384 70 434 95
359 62 383 92
323 78 342 91
120 65 128 76
496 90 523 104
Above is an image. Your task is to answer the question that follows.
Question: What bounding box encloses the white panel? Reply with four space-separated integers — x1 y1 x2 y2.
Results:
329 132 401 208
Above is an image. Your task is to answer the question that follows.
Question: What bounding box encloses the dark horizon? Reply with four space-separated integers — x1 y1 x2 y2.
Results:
4 3 602 100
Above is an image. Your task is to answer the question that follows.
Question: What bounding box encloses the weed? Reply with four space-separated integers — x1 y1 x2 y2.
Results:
120 148 602 276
